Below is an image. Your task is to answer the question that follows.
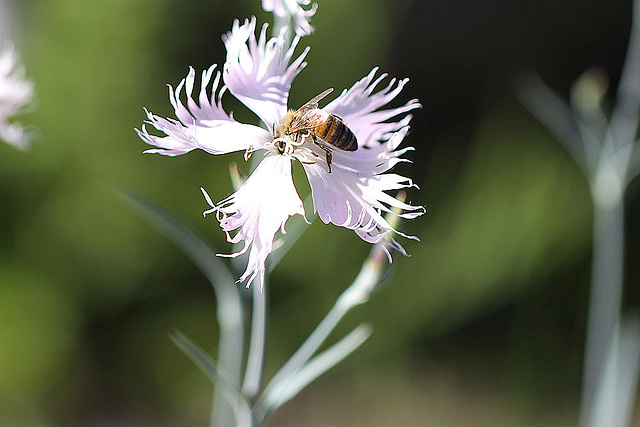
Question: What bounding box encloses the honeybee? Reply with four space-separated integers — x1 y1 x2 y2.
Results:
275 88 358 173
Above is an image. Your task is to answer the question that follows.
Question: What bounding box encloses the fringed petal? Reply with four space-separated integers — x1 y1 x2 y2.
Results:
136 64 272 156
0 42 34 150
261 0 317 36
324 68 421 148
222 17 309 128
202 154 304 290
301 127 424 255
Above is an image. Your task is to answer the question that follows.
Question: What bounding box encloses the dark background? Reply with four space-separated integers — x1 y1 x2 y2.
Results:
0 0 638 425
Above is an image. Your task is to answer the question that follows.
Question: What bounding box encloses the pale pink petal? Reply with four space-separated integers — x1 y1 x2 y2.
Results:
0 42 34 150
222 17 309 128
262 0 287 17
0 121 30 149
137 111 270 156
324 68 421 148
138 17 424 285
172 65 231 123
261 0 317 36
301 128 424 255
137 64 272 156
326 126 416 174
202 153 305 289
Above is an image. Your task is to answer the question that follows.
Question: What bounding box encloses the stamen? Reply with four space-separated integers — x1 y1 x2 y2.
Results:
244 144 254 161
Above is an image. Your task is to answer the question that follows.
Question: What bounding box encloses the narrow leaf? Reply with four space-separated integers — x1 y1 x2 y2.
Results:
121 191 245 425
260 324 372 417
627 141 640 184
169 329 247 406
262 212 396 407
514 72 592 171
120 191 237 289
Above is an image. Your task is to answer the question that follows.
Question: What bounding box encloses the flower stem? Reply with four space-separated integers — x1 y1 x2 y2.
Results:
242 277 269 401
580 3 640 425
609 0 640 150
210 284 245 427
580 190 625 427
256 236 389 421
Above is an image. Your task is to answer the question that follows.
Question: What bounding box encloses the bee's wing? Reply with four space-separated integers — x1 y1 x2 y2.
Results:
298 88 334 111
288 111 337 152
287 109 325 134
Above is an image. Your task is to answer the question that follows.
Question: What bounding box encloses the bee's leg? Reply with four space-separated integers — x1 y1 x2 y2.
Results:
311 135 332 173
324 149 332 173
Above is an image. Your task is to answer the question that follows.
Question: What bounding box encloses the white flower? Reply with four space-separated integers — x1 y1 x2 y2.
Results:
261 0 317 36
137 17 423 290
0 42 34 150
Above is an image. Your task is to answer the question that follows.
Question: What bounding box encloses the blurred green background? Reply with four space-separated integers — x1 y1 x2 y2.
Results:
0 0 639 425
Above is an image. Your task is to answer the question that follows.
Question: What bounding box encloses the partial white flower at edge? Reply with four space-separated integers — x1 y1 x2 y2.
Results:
0 41 34 150
262 0 317 36
137 17 424 290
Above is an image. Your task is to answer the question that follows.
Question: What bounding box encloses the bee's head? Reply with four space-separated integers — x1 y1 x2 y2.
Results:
273 140 285 154
276 110 295 138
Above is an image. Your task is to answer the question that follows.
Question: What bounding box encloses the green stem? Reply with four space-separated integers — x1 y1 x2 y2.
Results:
581 184 624 427
256 241 388 421
242 278 269 400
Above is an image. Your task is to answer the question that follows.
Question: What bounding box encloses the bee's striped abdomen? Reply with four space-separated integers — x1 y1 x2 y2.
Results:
318 114 357 151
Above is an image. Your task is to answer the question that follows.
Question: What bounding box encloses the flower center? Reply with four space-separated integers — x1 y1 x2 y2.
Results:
268 134 319 165
274 138 296 155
